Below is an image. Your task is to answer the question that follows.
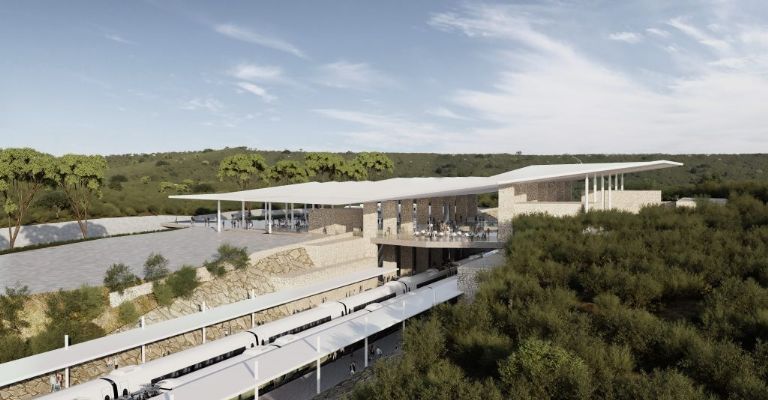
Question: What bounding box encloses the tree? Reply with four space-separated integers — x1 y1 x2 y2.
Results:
143 253 170 281
304 152 348 180
35 190 70 219
0 148 58 248
265 160 310 184
217 153 268 190
104 263 140 294
55 154 108 238
352 152 394 177
0 285 30 335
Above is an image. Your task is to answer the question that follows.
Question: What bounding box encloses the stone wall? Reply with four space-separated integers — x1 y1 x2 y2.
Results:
400 199 414 234
457 251 504 301
511 181 573 202
381 201 398 237
109 282 154 307
584 190 662 213
416 198 430 225
307 208 363 235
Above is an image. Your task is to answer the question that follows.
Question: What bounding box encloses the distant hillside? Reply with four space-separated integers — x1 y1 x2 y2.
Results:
11 148 768 227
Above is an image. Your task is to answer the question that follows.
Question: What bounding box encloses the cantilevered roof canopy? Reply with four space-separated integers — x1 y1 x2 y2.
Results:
170 160 682 205
491 160 683 185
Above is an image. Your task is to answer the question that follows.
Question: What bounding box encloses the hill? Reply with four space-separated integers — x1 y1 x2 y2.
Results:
10 148 768 227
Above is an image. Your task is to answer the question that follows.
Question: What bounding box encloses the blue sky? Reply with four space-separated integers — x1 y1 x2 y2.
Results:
1 1 767 155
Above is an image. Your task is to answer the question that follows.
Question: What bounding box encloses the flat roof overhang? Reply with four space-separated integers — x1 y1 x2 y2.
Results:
169 160 682 206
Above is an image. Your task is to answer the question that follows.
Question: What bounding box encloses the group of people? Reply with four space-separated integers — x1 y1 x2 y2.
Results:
48 372 63 392
348 345 384 376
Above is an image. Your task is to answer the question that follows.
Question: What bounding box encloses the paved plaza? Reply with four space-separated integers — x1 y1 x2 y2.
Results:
0 227 316 294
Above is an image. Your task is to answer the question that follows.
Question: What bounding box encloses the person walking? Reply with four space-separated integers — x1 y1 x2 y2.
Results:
375 346 382 359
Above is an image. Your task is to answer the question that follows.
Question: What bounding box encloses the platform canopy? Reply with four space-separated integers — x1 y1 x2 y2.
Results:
170 160 682 205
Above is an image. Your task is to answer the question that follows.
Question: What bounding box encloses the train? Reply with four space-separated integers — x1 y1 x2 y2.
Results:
39 268 455 400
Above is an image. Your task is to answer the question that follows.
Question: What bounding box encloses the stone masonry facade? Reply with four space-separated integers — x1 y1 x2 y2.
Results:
308 208 363 235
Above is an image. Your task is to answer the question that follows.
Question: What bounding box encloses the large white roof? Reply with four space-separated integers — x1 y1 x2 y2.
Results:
170 160 681 205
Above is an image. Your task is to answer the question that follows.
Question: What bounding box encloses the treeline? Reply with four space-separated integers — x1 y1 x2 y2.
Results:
4 146 768 234
352 194 768 399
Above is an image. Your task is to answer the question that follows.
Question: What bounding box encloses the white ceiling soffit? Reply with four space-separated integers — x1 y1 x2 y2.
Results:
170 160 682 205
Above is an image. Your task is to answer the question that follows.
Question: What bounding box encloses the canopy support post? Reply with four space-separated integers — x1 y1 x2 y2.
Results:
241 201 245 230
217 200 222 233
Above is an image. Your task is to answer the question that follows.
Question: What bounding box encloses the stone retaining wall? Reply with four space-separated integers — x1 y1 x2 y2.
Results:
308 208 363 235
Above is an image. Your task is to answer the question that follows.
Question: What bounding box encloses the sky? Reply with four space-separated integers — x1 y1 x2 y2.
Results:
1 0 767 155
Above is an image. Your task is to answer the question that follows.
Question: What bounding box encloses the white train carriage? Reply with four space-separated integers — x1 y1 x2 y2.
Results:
248 302 345 346
397 267 455 292
337 281 406 315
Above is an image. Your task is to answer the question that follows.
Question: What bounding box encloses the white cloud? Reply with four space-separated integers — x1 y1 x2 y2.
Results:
419 5 768 153
180 97 224 112
228 64 284 82
236 82 276 102
313 109 458 149
315 61 397 90
426 107 469 120
214 24 306 58
645 28 670 38
667 17 731 53
608 31 643 43
104 33 136 45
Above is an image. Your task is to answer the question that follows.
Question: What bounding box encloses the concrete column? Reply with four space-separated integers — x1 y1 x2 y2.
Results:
621 174 625 190
601 175 605 210
466 194 478 222
64 335 69 388
400 246 414 276
241 201 245 230
217 200 222 233
430 248 443 268
382 245 397 270
362 202 378 258
400 199 414 235
584 175 589 213
608 175 613 209
431 197 444 223
381 201 398 237
416 198 430 227
593 174 597 203
497 185 515 241
416 248 429 273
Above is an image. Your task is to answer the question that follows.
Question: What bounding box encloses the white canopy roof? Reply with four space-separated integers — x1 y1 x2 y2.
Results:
170 160 681 205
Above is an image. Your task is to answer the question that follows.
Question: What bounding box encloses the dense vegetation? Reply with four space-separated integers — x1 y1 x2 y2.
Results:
352 195 768 399
4 147 767 230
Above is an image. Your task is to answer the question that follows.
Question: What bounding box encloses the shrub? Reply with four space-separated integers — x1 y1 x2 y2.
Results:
166 266 198 298
143 253 170 281
0 285 31 335
155 160 170 166
103 263 140 294
140 175 151 184
215 244 250 270
117 302 139 326
0 334 29 363
204 260 226 278
46 285 105 324
153 281 174 306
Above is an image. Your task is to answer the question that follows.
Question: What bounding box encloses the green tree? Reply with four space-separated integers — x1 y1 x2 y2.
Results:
143 253 170 281
0 285 30 335
265 160 310 184
153 281 174 306
217 153 268 190
0 148 57 248
35 190 70 219
352 152 395 179
55 154 108 238
103 263 140 294
304 152 348 180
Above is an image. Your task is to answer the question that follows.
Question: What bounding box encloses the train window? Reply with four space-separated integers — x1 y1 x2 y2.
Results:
251 343 255 348
123 389 129 395
105 396 110 400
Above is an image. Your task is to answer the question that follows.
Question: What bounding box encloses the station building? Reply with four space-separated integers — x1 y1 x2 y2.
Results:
172 160 682 276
